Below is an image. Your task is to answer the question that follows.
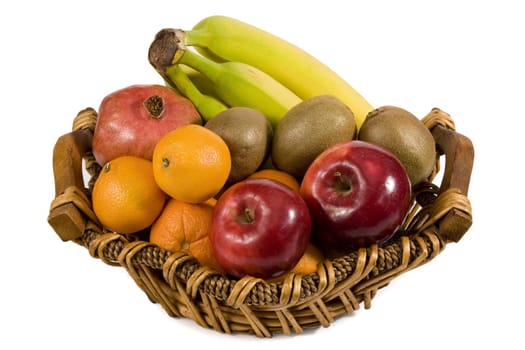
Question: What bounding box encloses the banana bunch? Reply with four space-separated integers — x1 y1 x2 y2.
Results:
148 15 373 128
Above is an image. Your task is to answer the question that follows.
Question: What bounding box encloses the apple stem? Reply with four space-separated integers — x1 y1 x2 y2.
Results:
241 207 255 224
144 95 165 119
334 171 352 194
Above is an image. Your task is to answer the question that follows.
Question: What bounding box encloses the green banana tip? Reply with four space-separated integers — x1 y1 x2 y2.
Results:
148 28 187 73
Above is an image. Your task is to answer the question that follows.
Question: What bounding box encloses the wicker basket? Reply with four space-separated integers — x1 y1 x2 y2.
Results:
48 107 473 337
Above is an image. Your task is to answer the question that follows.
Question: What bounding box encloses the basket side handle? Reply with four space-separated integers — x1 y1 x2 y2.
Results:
430 121 474 242
48 109 97 241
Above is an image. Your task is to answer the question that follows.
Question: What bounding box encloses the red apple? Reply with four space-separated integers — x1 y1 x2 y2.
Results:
210 178 311 279
92 84 201 166
300 140 412 254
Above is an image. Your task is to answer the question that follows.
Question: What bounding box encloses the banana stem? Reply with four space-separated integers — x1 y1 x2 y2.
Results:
165 65 228 121
184 28 212 47
176 49 223 82
149 28 222 83
149 28 186 74
149 29 228 121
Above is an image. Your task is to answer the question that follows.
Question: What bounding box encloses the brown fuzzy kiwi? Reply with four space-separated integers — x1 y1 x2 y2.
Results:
272 95 356 178
358 106 436 186
205 107 273 183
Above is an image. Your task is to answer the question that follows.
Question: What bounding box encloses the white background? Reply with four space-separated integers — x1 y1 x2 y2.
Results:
1 0 523 348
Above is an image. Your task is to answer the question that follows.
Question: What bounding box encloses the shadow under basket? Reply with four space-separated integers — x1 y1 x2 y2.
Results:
48 107 474 337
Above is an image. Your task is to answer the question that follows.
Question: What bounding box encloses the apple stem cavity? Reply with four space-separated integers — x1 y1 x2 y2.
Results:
334 171 352 194
240 207 255 224
144 95 165 119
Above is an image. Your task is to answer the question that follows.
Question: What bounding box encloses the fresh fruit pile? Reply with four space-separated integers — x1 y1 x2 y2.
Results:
90 15 437 280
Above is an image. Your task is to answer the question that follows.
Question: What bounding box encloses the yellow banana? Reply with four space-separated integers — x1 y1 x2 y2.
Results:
164 64 228 121
178 64 223 100
183 15 374 129
149 29 302 127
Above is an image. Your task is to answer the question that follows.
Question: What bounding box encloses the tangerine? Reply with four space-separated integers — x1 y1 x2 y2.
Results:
289 243 324 274
248 169 301 193
149 198 223 272
152 124 231 203
92 156 166 234
268 243 324 282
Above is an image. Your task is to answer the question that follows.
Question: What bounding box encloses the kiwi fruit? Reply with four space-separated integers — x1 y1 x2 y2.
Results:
358 106 436 185
205 107 272 183
272 95 356 178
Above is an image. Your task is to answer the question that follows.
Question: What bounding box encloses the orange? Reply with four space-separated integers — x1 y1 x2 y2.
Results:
289 243 324 275
267 243 324 282
152 124 231 203
149 198 223 272
204 197 217 206
92 156 166 234
248 169 301 193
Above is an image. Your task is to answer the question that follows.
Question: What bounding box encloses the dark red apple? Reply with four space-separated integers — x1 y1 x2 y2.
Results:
300 140 412 254
210 178 311 279
92 84 201 166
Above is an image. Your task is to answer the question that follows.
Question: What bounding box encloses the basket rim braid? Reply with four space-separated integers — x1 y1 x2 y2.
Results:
48 107 474 337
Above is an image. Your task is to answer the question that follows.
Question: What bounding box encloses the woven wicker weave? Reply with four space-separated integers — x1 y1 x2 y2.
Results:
48 107 473 337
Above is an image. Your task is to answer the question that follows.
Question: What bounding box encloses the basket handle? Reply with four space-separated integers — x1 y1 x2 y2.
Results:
48 109 97 241
426 113 474 242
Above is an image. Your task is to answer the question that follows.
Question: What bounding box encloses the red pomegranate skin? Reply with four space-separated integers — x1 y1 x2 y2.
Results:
92 84 202 166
